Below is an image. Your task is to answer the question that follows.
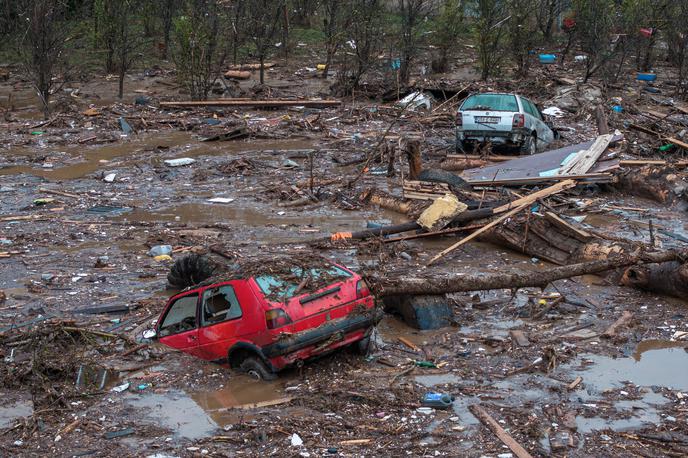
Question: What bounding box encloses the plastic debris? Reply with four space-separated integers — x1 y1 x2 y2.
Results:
164 157 196 167
148 245 172 257
397 91 433 111
111 382 130 393
291 433 303 446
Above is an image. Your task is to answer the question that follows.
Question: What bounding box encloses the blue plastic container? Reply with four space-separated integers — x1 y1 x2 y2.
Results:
636 72 657 82
539 54 556 64
612 105 623 113
421 392 454 409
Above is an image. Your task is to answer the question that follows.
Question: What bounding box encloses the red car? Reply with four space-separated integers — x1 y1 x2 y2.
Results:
151 262 380 379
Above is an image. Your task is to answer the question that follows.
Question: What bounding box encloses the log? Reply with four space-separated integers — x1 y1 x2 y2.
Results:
370 249 688 296
160 99 341 109
595 104 610 135
621 261 688 298
440 159 488 171
224 70 251 80
363 189 425 216
325 207 494 243
614 165 687 204
469 405 534 458
602 311 634 338
404 138 422 180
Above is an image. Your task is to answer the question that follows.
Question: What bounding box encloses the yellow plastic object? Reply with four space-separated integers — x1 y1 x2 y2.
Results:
316 64 326 71
154 255 173 262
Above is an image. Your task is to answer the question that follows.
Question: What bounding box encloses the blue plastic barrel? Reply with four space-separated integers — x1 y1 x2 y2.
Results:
636 72 657 81
539 54 556 64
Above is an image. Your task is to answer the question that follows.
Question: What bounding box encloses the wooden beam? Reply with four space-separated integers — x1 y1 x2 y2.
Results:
544 211 593 242
469 405 534 458
620 159 688 168
446 153 514 162
492 179 577 214
559 134 614 175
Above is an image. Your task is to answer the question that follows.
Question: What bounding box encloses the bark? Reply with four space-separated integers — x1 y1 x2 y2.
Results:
440 159 489 171
370 250 688 296
614 166 687 205
403 138 422 180
595 104 609 135
621 261 688 298
361 189 427 216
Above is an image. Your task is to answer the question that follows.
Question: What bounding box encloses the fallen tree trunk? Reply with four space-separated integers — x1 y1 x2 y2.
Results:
369 250 688 296
440 159 488 171
621 261 688 298
613 165 687 204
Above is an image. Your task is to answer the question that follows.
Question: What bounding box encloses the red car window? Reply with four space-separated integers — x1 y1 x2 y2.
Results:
200 285 243 327
159 293 198 337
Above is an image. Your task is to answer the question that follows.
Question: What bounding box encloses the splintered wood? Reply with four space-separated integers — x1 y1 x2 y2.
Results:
403 180 451 201
427 180 577 266
559 134 614 176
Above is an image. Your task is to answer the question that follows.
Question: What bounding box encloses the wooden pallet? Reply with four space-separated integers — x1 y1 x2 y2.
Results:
403 180 451 200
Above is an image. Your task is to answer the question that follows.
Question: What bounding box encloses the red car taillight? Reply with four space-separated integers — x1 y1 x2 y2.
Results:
512 113 525 128
356 279 370 299
265 308 292 329
455 113 463 128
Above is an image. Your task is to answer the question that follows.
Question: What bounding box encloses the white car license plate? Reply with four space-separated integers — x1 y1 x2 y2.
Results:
475 116 500 123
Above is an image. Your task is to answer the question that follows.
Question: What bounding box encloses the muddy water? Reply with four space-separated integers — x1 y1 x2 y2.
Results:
576 345 688 392
0 396 33 429
126 375 286 440
0 133 316 180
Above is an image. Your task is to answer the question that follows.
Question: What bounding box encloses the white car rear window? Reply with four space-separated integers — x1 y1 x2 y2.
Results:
461 94 518 112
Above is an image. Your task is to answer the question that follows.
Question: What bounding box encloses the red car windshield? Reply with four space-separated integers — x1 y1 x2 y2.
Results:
255 266 352 301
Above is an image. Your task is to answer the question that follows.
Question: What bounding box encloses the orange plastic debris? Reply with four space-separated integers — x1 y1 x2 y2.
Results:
330 232 353 241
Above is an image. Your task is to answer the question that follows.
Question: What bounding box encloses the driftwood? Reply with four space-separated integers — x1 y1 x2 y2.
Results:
614 165 687 204
160 99 341 109
440 159 488 171
621 261 688 298
469 405 534 458
602 310 634 338
370 249 688 296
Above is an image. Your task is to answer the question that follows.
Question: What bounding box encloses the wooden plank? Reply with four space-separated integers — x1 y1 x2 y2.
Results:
469 405 534 458
620 160 688 167
428 180 577 265
403 191 446 201
666 137 688 150
398 337 421 352
544 211 593 242
559 134 614 175
602 310 634 338
160 99 341 108
509 330 531 347
493 180 577 213
567 376 583 390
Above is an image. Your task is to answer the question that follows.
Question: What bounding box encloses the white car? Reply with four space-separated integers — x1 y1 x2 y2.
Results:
456 92 556 155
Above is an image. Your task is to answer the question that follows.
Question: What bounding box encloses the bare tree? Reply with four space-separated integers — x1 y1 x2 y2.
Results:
335 0 384 94
573 0 616 82
666 0 688 98
474 0 507 81
160 0 181 59
244 0 286 84
535 0 563 42
107 0 149 98
431 0 466 74
172 0 227 100
506 0 539 77
17 0 72 119
321 0 353 78
397 0 431 85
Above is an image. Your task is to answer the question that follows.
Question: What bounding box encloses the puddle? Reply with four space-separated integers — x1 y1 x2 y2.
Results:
0 135 315 181
0 398 33 429
127 390 218 440
126 376 286 440
415 374 460 387
575 346 688 392
575 391 668 433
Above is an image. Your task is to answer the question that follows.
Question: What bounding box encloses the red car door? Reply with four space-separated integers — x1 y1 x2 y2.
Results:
196 280 266 361
157 291 204 358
